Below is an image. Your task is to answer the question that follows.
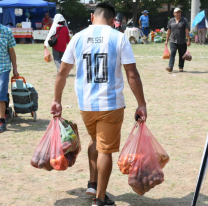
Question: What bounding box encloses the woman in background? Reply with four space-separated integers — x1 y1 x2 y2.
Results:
44 14 70 72
197 16 208 45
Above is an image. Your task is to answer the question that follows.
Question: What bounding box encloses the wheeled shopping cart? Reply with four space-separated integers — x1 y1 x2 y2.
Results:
11 76 38 121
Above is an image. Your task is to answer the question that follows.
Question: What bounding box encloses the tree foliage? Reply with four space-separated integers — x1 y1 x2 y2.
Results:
45 0 88 19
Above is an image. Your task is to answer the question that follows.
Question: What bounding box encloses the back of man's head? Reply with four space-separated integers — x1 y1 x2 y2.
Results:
94 1 116 20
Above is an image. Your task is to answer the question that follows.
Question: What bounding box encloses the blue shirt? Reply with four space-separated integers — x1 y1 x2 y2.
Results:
198 17 206 29
139 15 149 27
0 24 16 74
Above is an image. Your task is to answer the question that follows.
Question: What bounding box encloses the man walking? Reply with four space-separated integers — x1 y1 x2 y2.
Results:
51 2 147 206
165 8 190 72
139 10 149 37
0 24 19 133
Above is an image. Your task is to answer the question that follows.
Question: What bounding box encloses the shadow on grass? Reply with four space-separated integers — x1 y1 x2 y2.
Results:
54 188 208 206
171 70 208 74
7 118 50 132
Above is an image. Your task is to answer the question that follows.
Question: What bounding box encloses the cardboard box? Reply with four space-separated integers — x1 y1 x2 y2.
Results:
22 22 31 28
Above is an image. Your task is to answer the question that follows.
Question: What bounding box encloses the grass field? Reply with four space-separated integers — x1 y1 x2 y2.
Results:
0 42 208 206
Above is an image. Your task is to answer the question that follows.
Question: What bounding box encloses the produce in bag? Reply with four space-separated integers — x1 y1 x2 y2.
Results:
118 123 168 196
50 118 69 171
59 117 78 154
44 47 53 62
182 51 192 61
64 121 81 167
162 45 170 59
31 120 54 171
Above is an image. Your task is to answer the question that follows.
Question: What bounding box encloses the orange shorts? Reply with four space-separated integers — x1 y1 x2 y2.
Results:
80 108 124 154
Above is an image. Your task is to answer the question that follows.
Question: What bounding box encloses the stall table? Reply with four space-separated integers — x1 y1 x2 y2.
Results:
33 30 49 40
124 29 140 43
11 28 33 38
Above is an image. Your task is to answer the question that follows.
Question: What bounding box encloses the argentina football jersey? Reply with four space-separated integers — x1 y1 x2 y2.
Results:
62 25 135 111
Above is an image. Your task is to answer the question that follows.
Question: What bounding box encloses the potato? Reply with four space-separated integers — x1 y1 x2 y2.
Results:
144 185 150 192
148 174 154 181
152 169 159 176
142 176 149 186
132 186 145 196
153 176 163 185
161 154 169 162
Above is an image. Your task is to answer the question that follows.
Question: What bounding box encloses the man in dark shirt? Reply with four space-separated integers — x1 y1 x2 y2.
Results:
165 8 190 72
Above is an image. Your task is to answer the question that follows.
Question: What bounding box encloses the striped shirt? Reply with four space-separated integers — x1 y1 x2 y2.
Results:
0 24 16 74
62 25 135 111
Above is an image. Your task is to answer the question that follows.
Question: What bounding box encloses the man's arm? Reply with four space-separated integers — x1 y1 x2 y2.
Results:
51 62 73 117
139 20 142 28
185 28 191 46
165 28 171 45
8 47 19 78
123 63 147 122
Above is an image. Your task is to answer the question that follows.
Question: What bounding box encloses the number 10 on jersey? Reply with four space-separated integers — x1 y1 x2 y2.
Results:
83 53 108 83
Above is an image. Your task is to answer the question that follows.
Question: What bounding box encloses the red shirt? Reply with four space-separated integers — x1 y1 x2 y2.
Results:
53 26 70 52
43 17 52 28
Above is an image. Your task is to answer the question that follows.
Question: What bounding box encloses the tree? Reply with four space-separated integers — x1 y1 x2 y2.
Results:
105 0 161 25
45 0 88 19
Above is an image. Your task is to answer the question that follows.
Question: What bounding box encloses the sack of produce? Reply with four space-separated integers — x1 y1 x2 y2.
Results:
59 117 78 154
182 50 192 61
118 122 169 196
162 45 170 59
31 120 54 171
50 118 69 171
44 47 53 62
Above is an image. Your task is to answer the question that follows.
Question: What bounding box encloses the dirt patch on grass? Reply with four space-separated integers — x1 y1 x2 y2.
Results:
0 43 208 206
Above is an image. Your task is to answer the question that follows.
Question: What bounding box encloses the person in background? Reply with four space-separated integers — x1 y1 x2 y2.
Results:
6 23 15 28
165 8 190 72
44 14 70 72
0 23 19 133
51 1 147 205
139 10 149 37
42 13 53 29
197 16 208 45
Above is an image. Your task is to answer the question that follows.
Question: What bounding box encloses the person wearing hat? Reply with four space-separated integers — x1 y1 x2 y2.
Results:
165 8 190 72
139 10 149 37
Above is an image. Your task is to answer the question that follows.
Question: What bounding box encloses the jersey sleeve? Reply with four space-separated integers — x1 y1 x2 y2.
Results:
139 15 142 21
61 35 76 64
121 35 136 65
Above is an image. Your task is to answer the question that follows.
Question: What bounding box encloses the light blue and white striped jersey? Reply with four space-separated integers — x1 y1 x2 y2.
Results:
62 25 135 111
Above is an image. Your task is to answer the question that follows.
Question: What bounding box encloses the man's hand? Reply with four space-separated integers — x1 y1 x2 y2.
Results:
135 107 147 123
13 67 19 78
187 41 191 46
140 25 142 29
51 101 62 117
165 40 168 46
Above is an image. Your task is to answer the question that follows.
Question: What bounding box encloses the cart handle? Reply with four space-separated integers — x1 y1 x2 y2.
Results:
11 76 26 84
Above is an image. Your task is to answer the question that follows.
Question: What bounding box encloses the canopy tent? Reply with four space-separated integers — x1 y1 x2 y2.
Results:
0 0 56 29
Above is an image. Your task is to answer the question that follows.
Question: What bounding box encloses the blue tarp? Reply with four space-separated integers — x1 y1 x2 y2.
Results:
0 0 56 29
0 0 56 8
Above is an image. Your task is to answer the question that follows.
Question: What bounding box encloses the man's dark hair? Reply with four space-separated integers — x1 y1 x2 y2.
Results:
94 1 116 20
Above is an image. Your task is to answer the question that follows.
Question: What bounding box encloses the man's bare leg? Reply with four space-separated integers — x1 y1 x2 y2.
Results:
0 101 5 119
96 153 112 200
88 139 98 182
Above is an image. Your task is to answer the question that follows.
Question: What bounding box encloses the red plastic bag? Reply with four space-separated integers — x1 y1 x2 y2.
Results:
44 47 53 62
162 45 170 59
182 51 192 61
118 122 169 196
31 120 54 171
50 118 69 170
